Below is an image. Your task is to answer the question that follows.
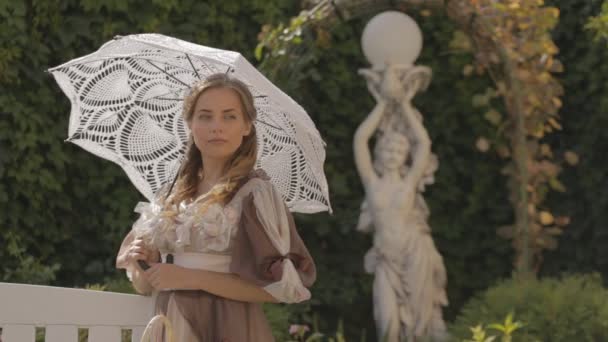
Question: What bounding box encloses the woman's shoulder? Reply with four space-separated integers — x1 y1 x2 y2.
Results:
240 168 274 191
231 168 278 204
247 168 272 183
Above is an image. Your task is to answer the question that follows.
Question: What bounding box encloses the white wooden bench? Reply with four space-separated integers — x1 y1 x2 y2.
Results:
0 282 155 342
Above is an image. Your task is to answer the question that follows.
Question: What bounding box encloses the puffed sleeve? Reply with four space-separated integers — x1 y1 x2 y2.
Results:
230 180 316 304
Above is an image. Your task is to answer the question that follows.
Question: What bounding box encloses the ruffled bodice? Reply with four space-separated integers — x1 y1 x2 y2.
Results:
116 168 316 307
132 169 268 255
133 190 242 255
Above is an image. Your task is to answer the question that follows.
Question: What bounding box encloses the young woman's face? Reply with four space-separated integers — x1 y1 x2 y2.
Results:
189 87 252 163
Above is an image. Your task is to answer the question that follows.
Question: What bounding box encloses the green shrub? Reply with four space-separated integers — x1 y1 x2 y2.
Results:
462 313 526 342
264 303 296 342
450 274 608 341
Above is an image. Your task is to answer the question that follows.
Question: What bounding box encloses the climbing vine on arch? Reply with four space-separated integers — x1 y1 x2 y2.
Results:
255 0 575 276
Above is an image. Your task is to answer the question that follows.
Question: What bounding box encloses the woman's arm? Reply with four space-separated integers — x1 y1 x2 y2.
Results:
191 269 279 303
129 266 155 295
145 263 278 303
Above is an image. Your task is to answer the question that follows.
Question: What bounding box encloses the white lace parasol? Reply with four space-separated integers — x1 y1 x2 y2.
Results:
49 33 331 213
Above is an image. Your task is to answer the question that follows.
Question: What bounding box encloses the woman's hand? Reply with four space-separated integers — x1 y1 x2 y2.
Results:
125 237 160 270
144 263 197 290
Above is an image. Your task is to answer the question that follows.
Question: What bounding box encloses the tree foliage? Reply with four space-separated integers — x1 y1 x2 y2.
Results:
1 1 608 341
446 0 571 275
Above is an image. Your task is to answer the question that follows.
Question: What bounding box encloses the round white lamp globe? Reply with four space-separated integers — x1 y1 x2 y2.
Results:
361 11 423 68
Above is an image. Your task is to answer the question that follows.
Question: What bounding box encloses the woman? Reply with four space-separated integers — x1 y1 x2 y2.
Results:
116 73 316 341
354 65 447 342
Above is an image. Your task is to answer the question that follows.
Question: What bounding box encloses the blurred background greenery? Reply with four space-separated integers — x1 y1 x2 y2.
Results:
1 0 608 340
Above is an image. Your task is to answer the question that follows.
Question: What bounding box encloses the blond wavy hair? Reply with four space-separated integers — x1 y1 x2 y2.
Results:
165 73 258 211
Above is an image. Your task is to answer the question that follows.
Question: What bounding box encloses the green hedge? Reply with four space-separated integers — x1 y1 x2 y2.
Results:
541 0 608 280
450 274 608 341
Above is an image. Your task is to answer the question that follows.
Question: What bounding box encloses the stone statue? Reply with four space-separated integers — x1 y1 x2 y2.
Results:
354 64 448 342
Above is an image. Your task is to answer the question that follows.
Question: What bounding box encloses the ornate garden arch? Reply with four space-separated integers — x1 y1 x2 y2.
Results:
256 0 566 276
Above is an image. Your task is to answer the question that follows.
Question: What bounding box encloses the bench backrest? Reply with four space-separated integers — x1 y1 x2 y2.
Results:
0 282 155 342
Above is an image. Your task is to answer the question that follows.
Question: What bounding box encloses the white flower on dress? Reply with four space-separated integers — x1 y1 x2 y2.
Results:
132 199 186 253
171 203 191 251
174 223 191 251
224 205 239 224
192 203 235 252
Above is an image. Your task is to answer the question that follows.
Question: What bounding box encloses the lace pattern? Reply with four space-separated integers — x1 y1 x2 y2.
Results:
48 33 331 214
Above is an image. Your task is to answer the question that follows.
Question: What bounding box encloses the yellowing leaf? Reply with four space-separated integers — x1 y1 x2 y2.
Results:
548 118 562 129
548 7 560 19
538 71 552 83
551 97 563 108
472 94 489 108
420 9 432 17
549 177 566 192
532 127 545 138
496 81 507 95
484 109 502 126
519 69 533 81
527 93 542 108
509 3 520 9
536 235 558 250
544 41 559 54
476 137 490 152
540 144 553 157
450 30 472 52
539 211 554 225
545 227 564 235
463 64 474 77
564 151 579 165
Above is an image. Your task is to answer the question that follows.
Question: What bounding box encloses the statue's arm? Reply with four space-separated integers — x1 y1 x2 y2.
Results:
401 103 432 207
353 101 385 188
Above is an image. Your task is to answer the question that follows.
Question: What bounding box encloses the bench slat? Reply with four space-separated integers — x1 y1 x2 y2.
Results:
89 326 121 342
2 324 35 342
46 325 78 342
132 326 145 342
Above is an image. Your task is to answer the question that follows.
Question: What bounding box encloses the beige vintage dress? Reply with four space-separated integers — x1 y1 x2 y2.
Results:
116 169 316 341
